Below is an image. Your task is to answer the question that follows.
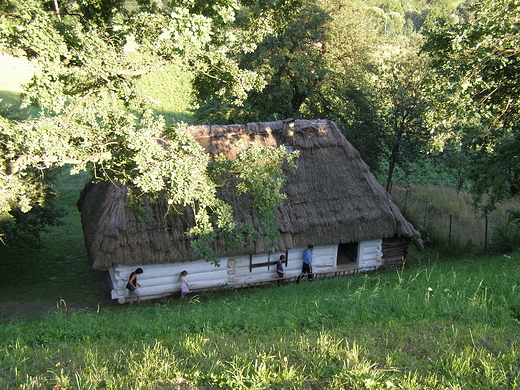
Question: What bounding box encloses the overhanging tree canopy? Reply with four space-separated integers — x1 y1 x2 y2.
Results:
0 0 300 254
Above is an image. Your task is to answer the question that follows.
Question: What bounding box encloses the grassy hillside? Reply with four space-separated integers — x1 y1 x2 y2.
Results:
0 52 195 124
0 52 35 119
0 53 33 98
1 170 520 389
1 250 519 389
136 59 195 125
1 159 517 322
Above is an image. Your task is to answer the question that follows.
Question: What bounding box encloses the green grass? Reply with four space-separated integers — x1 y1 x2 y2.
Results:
0 53 37 120
136 60 195 125
1 251 520 389
0 168 111 319
2 177 520 388
2 167 520 389
122 51 195 125
0 52 195 124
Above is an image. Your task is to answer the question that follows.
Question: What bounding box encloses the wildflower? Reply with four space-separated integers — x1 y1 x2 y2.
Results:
428 287 433 292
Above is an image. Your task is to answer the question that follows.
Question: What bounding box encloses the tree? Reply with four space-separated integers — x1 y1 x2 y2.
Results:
0 0 300 258
369 44 432 192
193 0 330 124
301 0 382 169
303 0 433 180
423 0 520 211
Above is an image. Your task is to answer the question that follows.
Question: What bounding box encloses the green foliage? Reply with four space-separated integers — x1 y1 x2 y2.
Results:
301 0 381 167
423 0 520 209
0 0 300 255
298 1 439 181
491 209 520 252
0 204 66 248
0 164 67 247
234 143 298 246
221 222 261 251
368 42 432 191
191 144 298 263
194 0 330 123
383 152 464 189
467 131 520 214
134 59 195 125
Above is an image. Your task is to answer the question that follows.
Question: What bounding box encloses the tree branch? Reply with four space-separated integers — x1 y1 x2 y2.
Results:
6 152 111 175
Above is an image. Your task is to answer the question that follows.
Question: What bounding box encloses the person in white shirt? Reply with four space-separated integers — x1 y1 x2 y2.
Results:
179 270 191 298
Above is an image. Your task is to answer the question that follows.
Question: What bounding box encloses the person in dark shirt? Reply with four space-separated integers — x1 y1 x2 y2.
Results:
276 255 286 285
126 268 143 304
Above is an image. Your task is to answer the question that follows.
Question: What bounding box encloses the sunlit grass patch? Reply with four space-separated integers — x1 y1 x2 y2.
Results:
1 252 520 389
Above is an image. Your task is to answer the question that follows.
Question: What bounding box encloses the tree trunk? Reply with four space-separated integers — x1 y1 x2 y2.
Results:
386 142 400 193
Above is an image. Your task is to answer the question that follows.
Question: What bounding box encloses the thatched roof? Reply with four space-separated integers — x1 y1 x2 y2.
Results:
78 119 421 270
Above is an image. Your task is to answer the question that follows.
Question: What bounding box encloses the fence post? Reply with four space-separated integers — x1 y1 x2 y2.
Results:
403 189 409 217
484 218 488 251
448 214 452 246
423 201 429 227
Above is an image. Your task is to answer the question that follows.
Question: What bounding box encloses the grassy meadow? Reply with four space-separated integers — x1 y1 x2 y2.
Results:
0 169 112 320
1 249 520 389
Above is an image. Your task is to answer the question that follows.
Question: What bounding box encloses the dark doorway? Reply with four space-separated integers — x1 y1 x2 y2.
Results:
337 242 358 265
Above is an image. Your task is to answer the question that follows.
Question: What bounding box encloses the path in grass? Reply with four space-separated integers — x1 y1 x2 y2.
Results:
0 169 115 322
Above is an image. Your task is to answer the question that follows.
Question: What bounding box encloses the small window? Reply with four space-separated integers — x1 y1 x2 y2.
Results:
249 252 288 272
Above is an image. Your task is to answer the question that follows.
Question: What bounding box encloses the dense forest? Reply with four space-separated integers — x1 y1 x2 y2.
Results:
0 0 519 252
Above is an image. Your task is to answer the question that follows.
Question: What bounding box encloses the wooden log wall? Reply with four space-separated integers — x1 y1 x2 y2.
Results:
110 259 227 303
382 238 410 267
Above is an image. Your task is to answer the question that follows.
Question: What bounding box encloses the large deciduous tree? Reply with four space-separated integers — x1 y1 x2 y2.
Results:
305 0 432 182
0 0 299 257
370 44 431 192
300 0 382 169
423 0 520 211
193 0 329 124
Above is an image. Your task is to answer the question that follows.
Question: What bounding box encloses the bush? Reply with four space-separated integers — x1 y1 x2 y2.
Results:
0 205 66 248
0 168 67 248
491 209 520 252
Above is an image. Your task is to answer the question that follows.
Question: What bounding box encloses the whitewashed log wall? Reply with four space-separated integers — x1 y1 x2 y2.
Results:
109 259 227 304
109 242 383 303
357 239 383 269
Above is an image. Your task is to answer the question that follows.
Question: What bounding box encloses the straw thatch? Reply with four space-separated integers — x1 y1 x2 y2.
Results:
78 119 421 270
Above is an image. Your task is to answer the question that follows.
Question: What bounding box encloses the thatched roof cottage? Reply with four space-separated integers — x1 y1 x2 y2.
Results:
77 119 422 303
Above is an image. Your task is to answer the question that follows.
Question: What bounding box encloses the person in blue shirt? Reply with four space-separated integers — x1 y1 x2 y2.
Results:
276 255 286 285
301 244 314 281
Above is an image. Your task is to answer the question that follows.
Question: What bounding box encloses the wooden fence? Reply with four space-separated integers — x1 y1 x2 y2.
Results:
391 187 506 252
